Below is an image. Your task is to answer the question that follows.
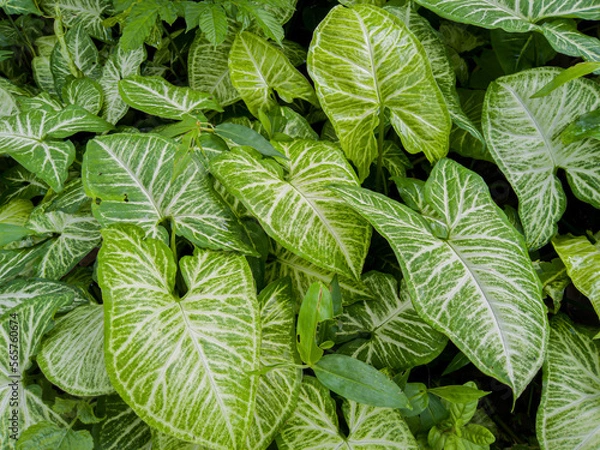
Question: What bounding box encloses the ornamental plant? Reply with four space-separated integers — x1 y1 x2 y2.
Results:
1 0 600 449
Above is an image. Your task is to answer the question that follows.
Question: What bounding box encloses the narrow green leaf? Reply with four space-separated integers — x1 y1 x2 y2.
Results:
532 62 600 98
0 199 34 246
214 122 284 158
428 385 490 404
561 108 600 143
297 282 332 366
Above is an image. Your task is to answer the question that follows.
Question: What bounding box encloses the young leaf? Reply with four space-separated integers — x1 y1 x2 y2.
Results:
428 385 490 404
277 377 419 450
482 67 600 250
210 140 371 278
532 62 600 98
296 282 333 366
333 158 548 399
537 315 600 449
228 31 318 118
83 133 254 254
308 5 451 181
98 225 261 448
120 0 161 50
16 421 94 450
214 122 285 158
119 75 222 120
184 2 228 45
561 108 600 143
313 354 411 409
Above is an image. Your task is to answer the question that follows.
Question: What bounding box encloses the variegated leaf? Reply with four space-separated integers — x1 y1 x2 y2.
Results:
0 199 33 246
44 104 113 138
0 166 48 204
333 158 548 398
307 5 451 181
210 140 371 278
83 133 252 253
0 279 87 317
40 0 112 42
552 234 600 319
119 75 222 120
38 304 112 396
229 31 318 118
265 243 373 306
482 68 600 250
247 278 302 450
541 20 600 63
188 27 240 107
0 289 71 448
414 0 600 33
276 377 418 449
0 110 75 192
62 77 103 115
96 395 152 450
0 243 50 285
337 271 447 370
100 45 146 125
98 225 260 448
537 315 600 450
533 258 570 313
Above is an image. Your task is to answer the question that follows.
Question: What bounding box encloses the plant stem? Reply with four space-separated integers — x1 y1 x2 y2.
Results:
162 24 187 77
375 108 385 193
4 9 37 58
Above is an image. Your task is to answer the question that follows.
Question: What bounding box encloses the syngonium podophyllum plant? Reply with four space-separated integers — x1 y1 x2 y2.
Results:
1 0 600 448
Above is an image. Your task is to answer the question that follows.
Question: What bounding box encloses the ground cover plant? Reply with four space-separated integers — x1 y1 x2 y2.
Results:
1 0 600 448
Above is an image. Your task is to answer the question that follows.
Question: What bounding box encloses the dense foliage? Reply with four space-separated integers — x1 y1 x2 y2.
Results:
1 0 600 449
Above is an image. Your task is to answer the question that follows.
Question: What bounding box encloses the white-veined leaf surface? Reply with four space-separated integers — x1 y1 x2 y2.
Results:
62 77 103 115
541 20 600 63
96 395 152 450
83 133 252 253
119 75 222 120
537 315 600 449
44 104 112 138
40 0 112 41
482 68 600 250
333 158 547 398
0 279 87 317
276 377 418 449
337 271 447 370
552 234 600 319
38 304 112 396
0 244 50 284
98 225 260 448
210 140 371 278
229 31 318 118
307 5 450 180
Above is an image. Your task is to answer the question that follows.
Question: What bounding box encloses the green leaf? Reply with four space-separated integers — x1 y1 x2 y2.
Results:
333 158 548 399
0 244 50 285
0 279 85 317
210 140 371 278
62 77 103 114
83 133 253 253
537 315 600 450
38 304 113 396
414 0 600 33
277 377 419 449
0 199 34 247
532 62 600 98
449 89 492 162
0 166 47 205
246 278 302 449
228 31 318 118
95 395 152 450
98 225 261 448
214 122 285 158
16 421 93 450
552 234 600 319
246 7 284 45
307 5 451 181
265 243 373 306
297 282 333 366
336 271 447 370
491 29 556 75
1 0 41 15
44 104 113 138
428 385 490 404
40 0 112 42
120 0 160 50
533 258 570 313
541 19 600 64
313 354 411 409
0 110 75 192
188 25 240 107
482 67 600 250
100 45 146 124
119 75 222 120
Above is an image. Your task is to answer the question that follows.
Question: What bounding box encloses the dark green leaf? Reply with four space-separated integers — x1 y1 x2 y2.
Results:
214 122 286 158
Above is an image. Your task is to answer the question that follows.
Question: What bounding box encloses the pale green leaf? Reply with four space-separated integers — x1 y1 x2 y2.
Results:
100 45 146 124
333 158 548 398
308 5 451 181
210 140 371 278
265 243 373 306
276 376 418 449
541 20 600 64
0 279 86 317
96 395 152 450
44 104 113 138
62 77 103 114
188 26 240 107
552 234 600 319
16 421 93 450
482 68 600 250
414 0 600 33
0 199 34 247
428 385 490 404
98 225 260 448
38 304 113 396
533 62 600 98
0 0 40 15
229 31 318 118
537 315 600 450
120 0 160 50
533 258 570 313
83 133 253 253
0 110 75 192
40 0 112 42
336 271 447 370
119 75 222 120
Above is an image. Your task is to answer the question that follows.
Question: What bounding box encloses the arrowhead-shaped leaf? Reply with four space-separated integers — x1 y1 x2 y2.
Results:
44 104 113 138
337 271 447 370
210 140 371 278
276 377 418 449
333 158 548 398
98 225 261 448
307 4 451 180
119 75 222 120
83 133 252 253
482 68 600 250
40 0 112 42
537 315 600 449
229 31 318 118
